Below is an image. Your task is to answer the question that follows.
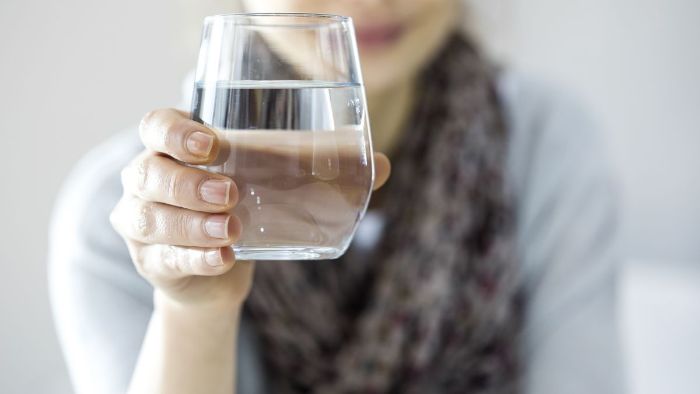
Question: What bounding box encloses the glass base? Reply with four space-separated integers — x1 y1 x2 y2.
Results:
233 246 343 261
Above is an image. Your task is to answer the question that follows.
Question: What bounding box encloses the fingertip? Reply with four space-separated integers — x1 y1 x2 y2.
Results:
216 246 238 275
184 129 221 164
220 246 236 266
373 152 391 191
139 108 222 164
204 248 226 268
227 215 243 243
228 179 240 207
185 131 214 157
201 247 236 276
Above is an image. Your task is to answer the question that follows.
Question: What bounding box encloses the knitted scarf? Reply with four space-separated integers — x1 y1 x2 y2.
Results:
246 33 521 393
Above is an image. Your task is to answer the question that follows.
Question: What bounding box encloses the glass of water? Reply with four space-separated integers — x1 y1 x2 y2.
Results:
191 13 375 260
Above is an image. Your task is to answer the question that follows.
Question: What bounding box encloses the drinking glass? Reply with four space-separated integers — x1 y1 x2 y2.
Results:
191 13 375 260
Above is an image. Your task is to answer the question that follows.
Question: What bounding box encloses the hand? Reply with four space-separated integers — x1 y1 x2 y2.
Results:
110 109 391 312
110 108 251 312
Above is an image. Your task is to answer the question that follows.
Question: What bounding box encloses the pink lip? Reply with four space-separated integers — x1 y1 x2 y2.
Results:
355 24 404 50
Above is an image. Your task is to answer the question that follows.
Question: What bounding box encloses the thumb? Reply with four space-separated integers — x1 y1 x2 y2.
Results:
373 152 391 191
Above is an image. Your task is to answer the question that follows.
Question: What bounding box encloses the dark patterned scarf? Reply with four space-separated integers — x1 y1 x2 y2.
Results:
246 33 521 393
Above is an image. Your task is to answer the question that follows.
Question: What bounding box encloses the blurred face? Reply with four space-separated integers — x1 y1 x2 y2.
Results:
241 0 459 93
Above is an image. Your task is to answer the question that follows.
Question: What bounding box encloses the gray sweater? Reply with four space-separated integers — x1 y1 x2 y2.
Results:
48 70 625 394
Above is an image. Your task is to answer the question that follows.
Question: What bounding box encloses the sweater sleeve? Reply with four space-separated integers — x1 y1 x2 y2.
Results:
499 71 626 394
48 129 153 394
48 129 266 394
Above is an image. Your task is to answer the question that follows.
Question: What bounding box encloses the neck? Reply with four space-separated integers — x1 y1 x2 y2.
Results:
366 78 416 156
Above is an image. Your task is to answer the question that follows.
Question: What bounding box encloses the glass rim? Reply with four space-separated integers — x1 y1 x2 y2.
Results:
204 12 351 26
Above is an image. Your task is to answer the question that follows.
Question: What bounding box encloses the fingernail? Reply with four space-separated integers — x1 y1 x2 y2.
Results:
200 179 230 205
204 215 230 239
204 249 223 267
186 131 213 157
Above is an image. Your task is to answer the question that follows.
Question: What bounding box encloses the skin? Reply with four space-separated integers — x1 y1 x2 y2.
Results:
242 0 459 155
113 1 457 393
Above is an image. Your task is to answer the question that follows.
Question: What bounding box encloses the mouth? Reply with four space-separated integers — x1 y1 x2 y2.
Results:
355 23 404 50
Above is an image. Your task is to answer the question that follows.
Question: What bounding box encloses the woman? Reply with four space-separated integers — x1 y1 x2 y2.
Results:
49 0 624 393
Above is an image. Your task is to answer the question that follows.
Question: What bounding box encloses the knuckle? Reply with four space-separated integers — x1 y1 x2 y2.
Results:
131 247 149 277
199 250 210 270
139 108 178 150
166 166 197 204
230 181 240 206
135 156 151 192
161 119 176 150
164 167 182 201
131 199 156 240
172 210 194 240
139 108 165 128
163 117 189 152
179 250 196 275
131 154 156 196
160 245 182 273
139 109 160 134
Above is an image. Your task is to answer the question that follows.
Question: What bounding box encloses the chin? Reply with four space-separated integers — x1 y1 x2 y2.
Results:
358 44 418 94
360 59 396 93
362 68 401 94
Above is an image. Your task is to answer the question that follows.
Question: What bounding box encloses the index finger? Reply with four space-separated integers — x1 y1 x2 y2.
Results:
139 108 219 164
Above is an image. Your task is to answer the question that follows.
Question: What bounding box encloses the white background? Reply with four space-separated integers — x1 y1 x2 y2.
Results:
0 1 698 393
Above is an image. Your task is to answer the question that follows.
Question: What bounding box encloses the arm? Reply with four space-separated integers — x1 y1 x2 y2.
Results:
519 170 624 394
502 75 626 393
49 130 154 394
107 109 254 394
49 111 254 394
128 291 241 394
49 131 263 394
50 110 390 394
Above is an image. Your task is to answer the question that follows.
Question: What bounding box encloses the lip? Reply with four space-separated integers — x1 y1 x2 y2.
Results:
355 23 404 50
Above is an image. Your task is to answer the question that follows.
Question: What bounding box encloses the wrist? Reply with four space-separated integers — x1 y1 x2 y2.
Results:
133 290 239 394
154 289 242 323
